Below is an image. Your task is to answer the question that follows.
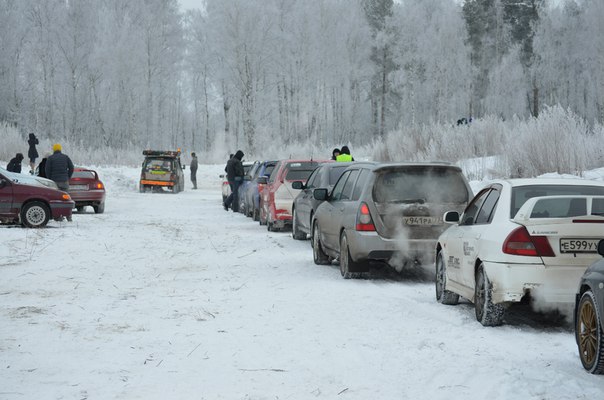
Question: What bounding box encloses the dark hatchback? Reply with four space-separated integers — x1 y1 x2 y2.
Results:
291 162 351 240
575 239 604 374
0 167 74 227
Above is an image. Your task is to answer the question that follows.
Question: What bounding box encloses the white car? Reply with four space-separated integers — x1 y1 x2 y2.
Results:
435 178 604 326
0 166 58 189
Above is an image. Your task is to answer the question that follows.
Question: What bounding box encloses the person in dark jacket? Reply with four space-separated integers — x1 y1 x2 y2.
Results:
331 148 340 160
190 152 198 189
27 133 39 174
6 153 24 173
223 150 244 212
45 143 74 191
37 155 49 178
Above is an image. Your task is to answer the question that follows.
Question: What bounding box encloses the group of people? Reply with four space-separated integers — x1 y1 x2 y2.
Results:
5 133 75 191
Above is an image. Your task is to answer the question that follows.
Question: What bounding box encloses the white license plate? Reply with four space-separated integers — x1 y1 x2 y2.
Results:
560 238 600 253
403 216 442 226
70 184 89 191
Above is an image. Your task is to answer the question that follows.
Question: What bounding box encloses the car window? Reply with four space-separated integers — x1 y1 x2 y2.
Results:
306 168 320 189
593 198 604 216
263 163 276 178
285 162 319 181
72 171 95 179
341 170 359 201
145 158 172 172
461 188 490 225
269 162 281 183
373 167 470 204
511 185 604 218
331 171 350 202
474 188 500 224
352 169 370 200
243 164 253 175
529 197 587 218
328 166 349 185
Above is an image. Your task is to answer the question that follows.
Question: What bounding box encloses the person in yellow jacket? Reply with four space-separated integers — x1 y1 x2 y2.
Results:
336 145 354 162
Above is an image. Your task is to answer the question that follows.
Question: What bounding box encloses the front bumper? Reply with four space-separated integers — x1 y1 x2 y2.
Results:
346 230 436 265
482 260 588 304
49 200 74 221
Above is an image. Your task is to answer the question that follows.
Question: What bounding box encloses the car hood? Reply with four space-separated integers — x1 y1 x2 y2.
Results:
3 170 59 190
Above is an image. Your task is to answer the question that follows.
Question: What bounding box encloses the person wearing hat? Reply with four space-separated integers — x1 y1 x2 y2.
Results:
6 153 25 173
331 148 340 160
45 143 74 191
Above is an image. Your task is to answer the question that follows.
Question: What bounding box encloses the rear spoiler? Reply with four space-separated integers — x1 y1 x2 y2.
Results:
514 195 604 223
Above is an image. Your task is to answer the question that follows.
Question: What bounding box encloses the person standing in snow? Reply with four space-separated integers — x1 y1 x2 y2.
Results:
27 133 39 174
336 145 354 162
331 148 340 160
37 154 49 178
45 143 74 191
6 153 24 173
224 150 245 212
190 152 198 189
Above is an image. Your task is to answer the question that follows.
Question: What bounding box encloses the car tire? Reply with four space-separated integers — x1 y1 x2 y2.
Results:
292 208 306 240
76 206 85 213
435 252 459 305
267 211 279 232
21 201 50 228
312 222 331 265
576 290 604 374
94 202 105 214
475 264 505 326
339 232 363 279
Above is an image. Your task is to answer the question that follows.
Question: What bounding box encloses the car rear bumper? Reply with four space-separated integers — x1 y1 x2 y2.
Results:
68 190 105 205
140 179 174 187
49 200 74 220
346 231 436 265
482 260 588 304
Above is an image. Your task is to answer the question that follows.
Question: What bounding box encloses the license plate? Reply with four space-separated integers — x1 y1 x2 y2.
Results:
403 216 442 226
70 184 88 191
560 238 600 253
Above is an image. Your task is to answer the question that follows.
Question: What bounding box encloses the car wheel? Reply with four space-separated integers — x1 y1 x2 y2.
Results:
475 264 505 326
435 252 459 305
76 206 85 213
312 222 331 265
267 211 279 232
576 290 604 374
339 232 363 279
21 201 50 228
94 202 105 214
292 208 306 240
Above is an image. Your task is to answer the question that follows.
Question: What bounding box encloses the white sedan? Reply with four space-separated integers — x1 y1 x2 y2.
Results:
434 178 604 326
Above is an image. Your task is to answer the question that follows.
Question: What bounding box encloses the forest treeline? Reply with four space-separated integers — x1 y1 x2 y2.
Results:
0 0 603 167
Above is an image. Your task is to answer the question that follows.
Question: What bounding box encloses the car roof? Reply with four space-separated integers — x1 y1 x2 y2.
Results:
490 178 604 187
371 162 460 173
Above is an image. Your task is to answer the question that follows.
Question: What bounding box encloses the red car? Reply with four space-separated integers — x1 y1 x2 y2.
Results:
0 167 74 227
68 168 106 213
259 160 328 231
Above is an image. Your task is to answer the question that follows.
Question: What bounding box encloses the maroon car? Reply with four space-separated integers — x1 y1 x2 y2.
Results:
68 168 106 213
0 167 74 227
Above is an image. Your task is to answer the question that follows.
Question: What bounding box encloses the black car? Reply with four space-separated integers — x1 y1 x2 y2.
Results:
291 162 351 240
575 239 604 374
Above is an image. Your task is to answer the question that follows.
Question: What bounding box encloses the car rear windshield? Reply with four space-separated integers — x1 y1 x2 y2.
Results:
263 164 276 178
144 158 172 171
373 167 470 204
511 185 604 218
72 171 95 179
285 162 319 181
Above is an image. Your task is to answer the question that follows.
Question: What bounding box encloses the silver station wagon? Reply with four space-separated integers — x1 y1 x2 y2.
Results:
311 162 472 278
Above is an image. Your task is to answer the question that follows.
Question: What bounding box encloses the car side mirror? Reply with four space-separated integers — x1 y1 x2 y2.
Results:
257 176 268 184
313 188 328 201
292 181 304 190
444 211 460 224
598 239 604 257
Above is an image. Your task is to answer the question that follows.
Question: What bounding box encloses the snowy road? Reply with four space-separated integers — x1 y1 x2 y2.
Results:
1 165 603 399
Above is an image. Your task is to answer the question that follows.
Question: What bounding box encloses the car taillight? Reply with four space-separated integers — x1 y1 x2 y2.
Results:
502 226 555 257
91 182 104 189
356 202 376 231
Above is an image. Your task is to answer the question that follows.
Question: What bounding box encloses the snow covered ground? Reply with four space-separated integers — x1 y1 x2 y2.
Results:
2 164 604 399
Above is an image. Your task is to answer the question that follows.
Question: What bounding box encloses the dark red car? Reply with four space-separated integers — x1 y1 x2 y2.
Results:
68 168 106 213
0 167 74 227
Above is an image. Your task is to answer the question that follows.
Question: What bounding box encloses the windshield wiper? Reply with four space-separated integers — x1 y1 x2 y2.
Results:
388 198 426 204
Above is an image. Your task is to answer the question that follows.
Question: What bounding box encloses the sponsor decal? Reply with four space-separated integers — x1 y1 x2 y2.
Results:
463 241 475 256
